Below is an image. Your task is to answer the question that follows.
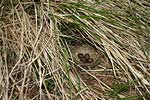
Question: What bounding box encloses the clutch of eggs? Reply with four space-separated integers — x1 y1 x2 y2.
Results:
71 44 100 66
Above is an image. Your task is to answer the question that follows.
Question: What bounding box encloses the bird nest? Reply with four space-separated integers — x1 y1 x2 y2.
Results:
71 44 100 67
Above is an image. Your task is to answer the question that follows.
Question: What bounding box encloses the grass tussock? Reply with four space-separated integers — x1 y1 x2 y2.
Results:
0 0 150 100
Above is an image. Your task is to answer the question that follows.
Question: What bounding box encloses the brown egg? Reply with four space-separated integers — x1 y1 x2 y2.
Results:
77 53 84 59
80 58 87 63
88 58 94 63
84 53 90 60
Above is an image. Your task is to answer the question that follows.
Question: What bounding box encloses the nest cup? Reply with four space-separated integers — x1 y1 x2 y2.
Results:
71 44 100 67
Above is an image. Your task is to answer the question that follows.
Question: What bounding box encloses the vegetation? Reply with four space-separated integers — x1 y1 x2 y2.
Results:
0 0 150 100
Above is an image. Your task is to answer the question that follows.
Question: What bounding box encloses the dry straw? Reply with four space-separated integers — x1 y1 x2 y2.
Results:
0 0 150 100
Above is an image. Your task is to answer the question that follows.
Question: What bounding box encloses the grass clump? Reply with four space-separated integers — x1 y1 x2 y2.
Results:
0 0 150 100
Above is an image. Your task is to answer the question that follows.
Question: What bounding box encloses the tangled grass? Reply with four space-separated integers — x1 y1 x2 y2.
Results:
0 0 150 100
